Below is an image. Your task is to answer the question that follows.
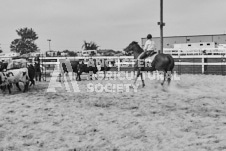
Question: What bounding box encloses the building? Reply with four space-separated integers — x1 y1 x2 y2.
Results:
0 53 20 62
45 50 58 57
141 34 226 51
0 52 20 58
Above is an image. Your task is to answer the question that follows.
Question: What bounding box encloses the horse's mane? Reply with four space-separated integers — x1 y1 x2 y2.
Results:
131 41 143 53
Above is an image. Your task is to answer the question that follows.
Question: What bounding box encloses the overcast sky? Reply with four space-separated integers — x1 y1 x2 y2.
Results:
0 0 226 53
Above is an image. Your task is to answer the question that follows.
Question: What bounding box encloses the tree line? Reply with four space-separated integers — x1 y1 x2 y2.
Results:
1 27 127 56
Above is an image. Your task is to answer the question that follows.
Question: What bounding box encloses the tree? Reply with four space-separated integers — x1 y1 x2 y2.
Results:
82 41 99 50
62 50 77 56
10 27 39 54
97 49 122 56
123 48 133 56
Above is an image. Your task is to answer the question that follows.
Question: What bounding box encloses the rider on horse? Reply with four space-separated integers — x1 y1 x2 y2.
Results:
137 34 156 63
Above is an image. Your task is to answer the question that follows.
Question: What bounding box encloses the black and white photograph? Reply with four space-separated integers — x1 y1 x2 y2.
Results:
0 0 226 150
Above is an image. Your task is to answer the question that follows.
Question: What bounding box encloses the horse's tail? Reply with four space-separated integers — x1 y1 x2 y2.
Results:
167 54 175 72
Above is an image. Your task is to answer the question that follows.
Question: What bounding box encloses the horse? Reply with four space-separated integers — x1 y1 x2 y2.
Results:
124 41 175 87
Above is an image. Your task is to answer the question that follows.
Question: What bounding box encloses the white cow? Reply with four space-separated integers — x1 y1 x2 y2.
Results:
7 59 27 70
1 68 30 94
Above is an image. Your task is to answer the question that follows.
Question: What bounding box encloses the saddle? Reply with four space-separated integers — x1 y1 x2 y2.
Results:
136 52 157 69
144 51 157 62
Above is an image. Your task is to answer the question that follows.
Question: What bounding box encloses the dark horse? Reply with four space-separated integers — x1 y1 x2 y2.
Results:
124 41 175 87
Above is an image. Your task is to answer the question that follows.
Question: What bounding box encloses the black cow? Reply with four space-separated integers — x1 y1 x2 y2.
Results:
77 59 115 81
76 60 98 81
60 59 115 81
60 60 80 81
0 62 8 72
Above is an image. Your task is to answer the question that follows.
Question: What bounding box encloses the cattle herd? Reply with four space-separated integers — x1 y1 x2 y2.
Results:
0 60 36 94
0 58 114 94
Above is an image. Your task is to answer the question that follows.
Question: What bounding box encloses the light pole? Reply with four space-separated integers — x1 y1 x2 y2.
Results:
158 0 165 53
47 39 51 51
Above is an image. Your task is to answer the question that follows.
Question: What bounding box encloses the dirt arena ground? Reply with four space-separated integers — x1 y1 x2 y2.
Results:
0 74 226 151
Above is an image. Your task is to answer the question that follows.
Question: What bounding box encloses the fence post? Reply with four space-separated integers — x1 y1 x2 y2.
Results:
201 55 204 74
222 54 226 76
117 57 120 72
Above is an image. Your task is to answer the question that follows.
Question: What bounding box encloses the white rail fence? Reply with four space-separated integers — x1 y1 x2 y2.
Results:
163 48 226 56
31 55 226 75
1 54 226 75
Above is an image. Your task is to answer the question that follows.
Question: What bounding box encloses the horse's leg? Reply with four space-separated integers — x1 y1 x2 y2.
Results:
161 71 166 86
140 72 145 87
16 83 22 91
133 69 141 85
167 71 172 86
167 76 171 86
